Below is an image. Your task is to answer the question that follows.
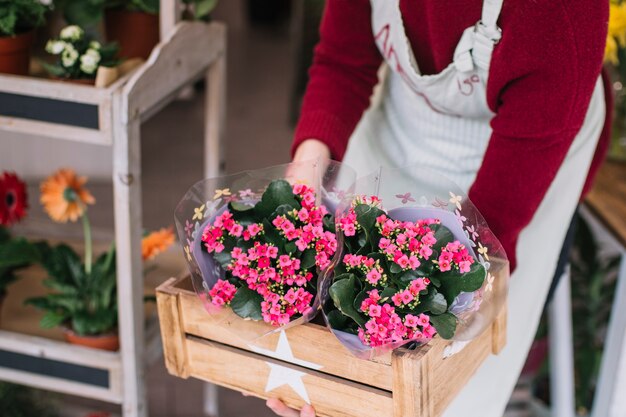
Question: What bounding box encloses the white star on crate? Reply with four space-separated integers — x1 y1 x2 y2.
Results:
248 330 323 404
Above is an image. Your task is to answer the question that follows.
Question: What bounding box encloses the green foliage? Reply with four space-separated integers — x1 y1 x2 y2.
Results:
329 274 366 327
569 215 620 412
56 0 219 27
0 0 47 37
0 382 58 417
0 227 44 293
182 0 218 21
56 0 156 27
230 286 263 320
25 243 118 336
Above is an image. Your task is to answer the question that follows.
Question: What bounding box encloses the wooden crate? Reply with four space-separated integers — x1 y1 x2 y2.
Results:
156 276 507 417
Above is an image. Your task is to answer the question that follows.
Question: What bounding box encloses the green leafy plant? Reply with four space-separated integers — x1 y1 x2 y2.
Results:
26 243 119 336
0 382 58 417
55 0 158 28
569 214 620 413
0 227 44 295
43 25 118 80
25 168 174 337
56 0 218 27
0 0 48 37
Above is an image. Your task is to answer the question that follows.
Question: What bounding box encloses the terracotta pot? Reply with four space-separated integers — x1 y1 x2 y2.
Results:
63 327 120 351
0 31 35 76
105 9 159 60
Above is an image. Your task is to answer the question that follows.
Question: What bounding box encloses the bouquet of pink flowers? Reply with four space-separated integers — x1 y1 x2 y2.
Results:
320 167 509 359
200 180 337 326
175 161 355 339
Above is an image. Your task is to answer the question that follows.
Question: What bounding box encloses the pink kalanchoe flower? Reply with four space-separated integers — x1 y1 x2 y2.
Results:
396 255 410 269
400 290 414 304
366 268 382 285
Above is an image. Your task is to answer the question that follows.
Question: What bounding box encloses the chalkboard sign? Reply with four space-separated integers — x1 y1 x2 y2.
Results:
0 92 99 130
0 349 109 388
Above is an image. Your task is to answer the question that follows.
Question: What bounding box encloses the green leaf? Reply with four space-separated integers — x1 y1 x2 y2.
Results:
42 244 84 287
431 224 455 252
212 250 232 269
420 290 447 315
255 180 300 218
0 238 41 269
285 241 297 255
194 0 219 18
429 312 457 340
301 249 316 270
327 309 351 330
71 309 117 336
63 0 105 27
262 219 284 249
438 262 487 305
380 286 397 302
390 263 402 274
353 289 368 312
40 311 68 329
230 286 263 320
329 275 366 326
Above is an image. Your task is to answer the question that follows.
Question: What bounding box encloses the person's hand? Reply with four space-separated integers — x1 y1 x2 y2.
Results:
266 398 316 417
287 139 332 187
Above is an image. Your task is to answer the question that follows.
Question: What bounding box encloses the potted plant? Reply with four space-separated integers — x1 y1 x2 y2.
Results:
25 168 174 351
0 171 42 325
0 0 49 75
57 0 219 59
55 0 158 59
43 25 118 84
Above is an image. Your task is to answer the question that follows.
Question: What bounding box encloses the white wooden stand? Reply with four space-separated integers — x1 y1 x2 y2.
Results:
0 13 226 417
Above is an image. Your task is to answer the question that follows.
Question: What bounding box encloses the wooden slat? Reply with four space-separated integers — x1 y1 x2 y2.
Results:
0 367 122 404
176 284 394 390
186 337 393 417
0 117 109 145
424 326 493 416
156 279 190 378
392 347 433 417
586 160 626 247
491 305 508 355
0 74 111 104
0 330 120 369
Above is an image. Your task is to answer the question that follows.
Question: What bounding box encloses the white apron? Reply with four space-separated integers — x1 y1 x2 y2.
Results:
342 0 606 415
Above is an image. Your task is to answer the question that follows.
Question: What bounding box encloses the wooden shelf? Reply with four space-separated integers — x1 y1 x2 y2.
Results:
0 246 187 404
0 8 226 415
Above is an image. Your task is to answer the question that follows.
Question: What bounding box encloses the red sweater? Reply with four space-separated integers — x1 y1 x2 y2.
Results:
292 0 611 271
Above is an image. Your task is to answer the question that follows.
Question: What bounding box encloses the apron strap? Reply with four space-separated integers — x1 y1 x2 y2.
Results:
453 0 503 72
481 0 504 33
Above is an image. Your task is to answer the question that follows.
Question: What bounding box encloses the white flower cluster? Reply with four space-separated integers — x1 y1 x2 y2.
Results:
80 48 102 75
60 25 83 42
46 26 104 75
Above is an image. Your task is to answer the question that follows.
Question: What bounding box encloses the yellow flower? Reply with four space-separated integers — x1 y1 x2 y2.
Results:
606 35 619 65
40 168 95 223
606 3 626 64
142 227 175 261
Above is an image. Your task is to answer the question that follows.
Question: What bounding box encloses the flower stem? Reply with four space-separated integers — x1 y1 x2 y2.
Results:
82 211 93 275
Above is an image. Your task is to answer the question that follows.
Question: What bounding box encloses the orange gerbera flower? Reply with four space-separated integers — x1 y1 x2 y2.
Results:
40 168 95 223
142 227 175 261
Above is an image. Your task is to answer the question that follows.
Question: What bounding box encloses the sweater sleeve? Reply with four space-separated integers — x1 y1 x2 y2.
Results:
291 0 383 160
468 0 608 272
